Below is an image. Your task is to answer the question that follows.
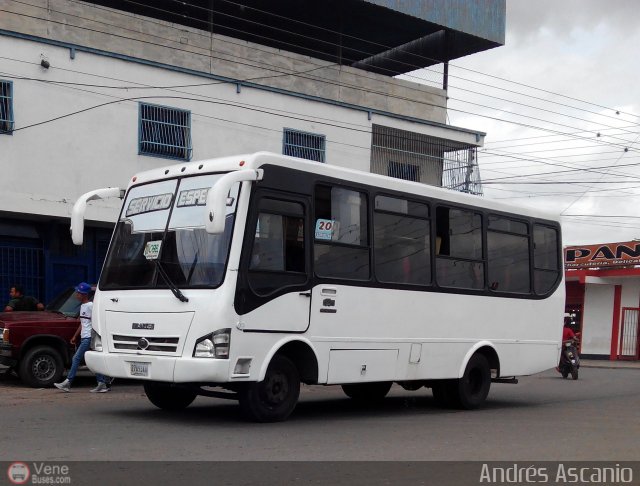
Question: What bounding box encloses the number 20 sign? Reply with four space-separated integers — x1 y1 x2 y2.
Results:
315 219 336 241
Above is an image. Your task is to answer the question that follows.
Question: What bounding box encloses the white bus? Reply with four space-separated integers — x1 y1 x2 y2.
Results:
73 152 564 422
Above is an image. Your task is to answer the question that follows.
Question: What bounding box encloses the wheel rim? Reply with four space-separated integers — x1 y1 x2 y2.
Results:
261 371 289 406
31 355 56 381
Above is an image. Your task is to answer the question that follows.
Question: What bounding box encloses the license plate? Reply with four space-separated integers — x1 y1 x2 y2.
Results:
130 361 149 377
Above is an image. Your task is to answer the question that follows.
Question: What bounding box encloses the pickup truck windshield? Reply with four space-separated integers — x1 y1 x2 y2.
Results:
100 174 239 289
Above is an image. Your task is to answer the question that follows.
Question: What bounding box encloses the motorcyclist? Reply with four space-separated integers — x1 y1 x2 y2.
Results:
557 321 579 372
562 323 578 343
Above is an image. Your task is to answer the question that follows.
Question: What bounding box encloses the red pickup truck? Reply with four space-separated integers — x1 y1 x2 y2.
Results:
0 287 93 387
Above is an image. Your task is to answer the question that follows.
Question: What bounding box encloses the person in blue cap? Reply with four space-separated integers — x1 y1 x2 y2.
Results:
54 282 112 393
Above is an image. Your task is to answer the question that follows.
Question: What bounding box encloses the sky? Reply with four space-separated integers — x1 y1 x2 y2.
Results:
441 0 640 246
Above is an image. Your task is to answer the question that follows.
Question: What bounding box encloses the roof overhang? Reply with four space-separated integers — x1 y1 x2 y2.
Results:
81 0 505 76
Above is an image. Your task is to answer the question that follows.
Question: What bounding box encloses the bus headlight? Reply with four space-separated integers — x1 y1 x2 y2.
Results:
194 335 214 358
194 328 231 359
91 330 103 352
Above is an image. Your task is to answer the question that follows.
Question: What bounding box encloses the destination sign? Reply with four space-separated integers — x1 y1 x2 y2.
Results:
126 193 173 217
177 188 209 207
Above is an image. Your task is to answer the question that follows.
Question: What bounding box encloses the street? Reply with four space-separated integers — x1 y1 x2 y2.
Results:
0 367 638 462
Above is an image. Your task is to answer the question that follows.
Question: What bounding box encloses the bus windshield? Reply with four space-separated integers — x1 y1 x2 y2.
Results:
100 174 240 290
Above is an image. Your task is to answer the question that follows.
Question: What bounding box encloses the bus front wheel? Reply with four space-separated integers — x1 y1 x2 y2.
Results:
144 382 197 411
239 355 300 422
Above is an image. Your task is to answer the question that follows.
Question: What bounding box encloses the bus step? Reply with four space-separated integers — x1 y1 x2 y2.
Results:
491 377 518 384
198 388 239 400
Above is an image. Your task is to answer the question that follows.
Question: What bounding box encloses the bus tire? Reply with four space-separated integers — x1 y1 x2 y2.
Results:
341 382 392 402
19 345 64 388
239 355 300 422
455 353 491 410
143 383 197 411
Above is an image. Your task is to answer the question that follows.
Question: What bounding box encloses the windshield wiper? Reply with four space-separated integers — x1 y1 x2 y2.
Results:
154 260 189 302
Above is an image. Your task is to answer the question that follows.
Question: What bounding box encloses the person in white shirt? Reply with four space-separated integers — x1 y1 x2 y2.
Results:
54 282 112 393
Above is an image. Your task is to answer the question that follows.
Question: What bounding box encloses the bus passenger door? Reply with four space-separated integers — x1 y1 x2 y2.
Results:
234 193 312 332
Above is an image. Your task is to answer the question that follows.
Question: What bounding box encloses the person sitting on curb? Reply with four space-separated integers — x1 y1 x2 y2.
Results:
54 282 113 393
4 284 45 312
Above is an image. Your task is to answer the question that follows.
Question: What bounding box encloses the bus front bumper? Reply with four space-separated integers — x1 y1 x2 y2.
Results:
85 351 232 383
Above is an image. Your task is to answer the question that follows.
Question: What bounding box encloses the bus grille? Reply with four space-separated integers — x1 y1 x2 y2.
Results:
112 334 179 353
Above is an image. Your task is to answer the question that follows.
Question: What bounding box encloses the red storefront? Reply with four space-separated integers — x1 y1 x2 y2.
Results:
565 241 640 361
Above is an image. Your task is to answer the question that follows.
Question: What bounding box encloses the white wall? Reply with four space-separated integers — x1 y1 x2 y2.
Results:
581 284 614 355
0 35 479 225
581 278 640 356
620 280 640 309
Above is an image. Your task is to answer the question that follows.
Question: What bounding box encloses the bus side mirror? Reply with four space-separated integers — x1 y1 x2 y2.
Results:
205 169 263 234
71 187 125 245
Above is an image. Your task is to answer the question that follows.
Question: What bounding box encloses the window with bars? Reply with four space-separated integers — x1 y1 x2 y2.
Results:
139 103 192 160
371 124 483 195
282 128 326 162
388 161 420 182
0 80 14 134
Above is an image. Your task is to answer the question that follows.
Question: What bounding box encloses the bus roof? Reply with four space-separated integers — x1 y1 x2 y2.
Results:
129 151 560 223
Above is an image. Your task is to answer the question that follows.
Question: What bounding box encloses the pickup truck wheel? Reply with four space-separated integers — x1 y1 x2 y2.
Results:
19 346 64 388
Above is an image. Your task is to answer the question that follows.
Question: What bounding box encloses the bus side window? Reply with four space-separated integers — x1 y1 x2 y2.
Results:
435 206 484 290
314 185 370 280
487 216 530 294
533 224 560 295
373 195 430 285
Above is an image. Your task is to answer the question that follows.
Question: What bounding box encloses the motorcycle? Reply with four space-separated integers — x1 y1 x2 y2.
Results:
559 339 580 380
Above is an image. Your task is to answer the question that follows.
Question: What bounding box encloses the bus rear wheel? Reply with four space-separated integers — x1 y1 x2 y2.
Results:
432 354 491 409
144 382 197 411
455 353 491 409
342 382 392 402
239 355 300 422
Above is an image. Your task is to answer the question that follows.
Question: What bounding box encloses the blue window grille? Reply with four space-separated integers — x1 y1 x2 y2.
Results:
283 128 326 162
0 80 14 134
139 103 192 160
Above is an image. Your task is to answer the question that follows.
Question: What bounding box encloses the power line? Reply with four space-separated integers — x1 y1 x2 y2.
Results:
484 125 640 149
560 132 640 215
564 214 640 219
478 149 640 182
483 180 640 185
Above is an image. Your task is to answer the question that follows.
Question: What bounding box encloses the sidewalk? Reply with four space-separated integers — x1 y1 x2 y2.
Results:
580 359 640 369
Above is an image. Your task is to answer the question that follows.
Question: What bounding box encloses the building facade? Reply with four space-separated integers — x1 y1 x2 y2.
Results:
0 0 505 303
565 241 640 361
